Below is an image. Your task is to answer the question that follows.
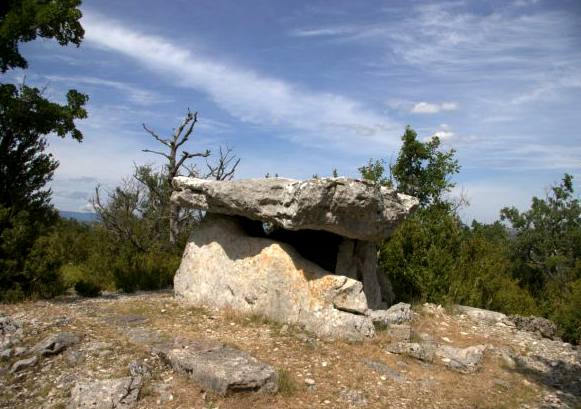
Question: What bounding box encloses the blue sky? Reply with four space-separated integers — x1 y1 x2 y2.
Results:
6 0 581 222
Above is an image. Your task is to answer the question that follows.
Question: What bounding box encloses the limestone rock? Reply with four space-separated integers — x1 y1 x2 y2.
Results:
508 315 559 340
154 339 278 395
386 342 486 374
174 214 375 340
370 303 413 326
454 305 507 324
361 359 405 381
172 176 418 241
10 356 38 373
385 325 413 342
435 344 486 374
0 316 22 337
68 376 142 409
29 332 80 357
386 342 436 362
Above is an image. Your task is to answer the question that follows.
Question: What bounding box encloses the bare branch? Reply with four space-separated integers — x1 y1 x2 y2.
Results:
175 110 198 150
176 149 210 171
142 149 170 160
204 146 240 181
142 124 171 147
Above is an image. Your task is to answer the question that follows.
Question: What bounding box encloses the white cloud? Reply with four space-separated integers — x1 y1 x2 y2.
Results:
290 27 355 37
81 13 401 153
46 75 171 105
411 101 459 114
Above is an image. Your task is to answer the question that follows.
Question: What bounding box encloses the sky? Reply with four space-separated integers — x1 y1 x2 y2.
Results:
5 0 581 222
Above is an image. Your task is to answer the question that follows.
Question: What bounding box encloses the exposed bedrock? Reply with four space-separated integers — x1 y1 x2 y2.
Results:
171 176 418 241
174 214 375 340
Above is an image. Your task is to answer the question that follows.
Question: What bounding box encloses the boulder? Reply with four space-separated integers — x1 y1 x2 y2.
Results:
173 176 418 336
154 339 278 395
508 315 559 340
174 214 374 340
454 305 507 324
171 176 418 241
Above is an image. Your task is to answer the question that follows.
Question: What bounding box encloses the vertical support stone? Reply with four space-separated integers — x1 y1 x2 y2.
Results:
376 270 395 306
336 238 389 310
335 238 358 280
355 241 382 310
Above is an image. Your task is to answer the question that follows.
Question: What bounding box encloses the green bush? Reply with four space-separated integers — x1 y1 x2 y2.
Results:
74 280 102 297
111 247 179 293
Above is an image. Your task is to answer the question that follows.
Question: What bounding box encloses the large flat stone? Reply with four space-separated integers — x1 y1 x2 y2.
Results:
172 176 418 241
155 340 278 395
174 214 375 340
68 376 142 409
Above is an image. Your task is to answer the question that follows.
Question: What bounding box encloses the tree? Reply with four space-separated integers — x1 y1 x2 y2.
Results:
0 0 84 74
391 126 460 208
358 126 460 209
501 172 581 343
501 173 581 294
0 0 87 300
142 109 239 243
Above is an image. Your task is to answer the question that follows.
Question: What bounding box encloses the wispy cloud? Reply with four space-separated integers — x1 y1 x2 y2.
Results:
411 101 458 114
46 75 171 105
81 12 401 153
290 27 355 37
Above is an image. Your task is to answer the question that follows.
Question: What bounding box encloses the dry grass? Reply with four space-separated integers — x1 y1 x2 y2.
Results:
0 292 549 409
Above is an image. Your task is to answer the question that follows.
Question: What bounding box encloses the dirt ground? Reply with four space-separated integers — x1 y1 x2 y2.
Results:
1 290 579 409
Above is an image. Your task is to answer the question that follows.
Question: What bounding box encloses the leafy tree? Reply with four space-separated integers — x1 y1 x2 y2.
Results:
391 126 460 208
501 173 581 343
501 173 581 294
358 126 460 209
0 0 84 74
0 0 87 300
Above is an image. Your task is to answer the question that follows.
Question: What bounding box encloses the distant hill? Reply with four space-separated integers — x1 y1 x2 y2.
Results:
59 210 99 222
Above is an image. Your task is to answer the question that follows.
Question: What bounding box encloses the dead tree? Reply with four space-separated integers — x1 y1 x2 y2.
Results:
142 109 210 244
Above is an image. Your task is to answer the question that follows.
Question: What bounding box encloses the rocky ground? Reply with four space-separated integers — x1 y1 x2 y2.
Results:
1 290 580 409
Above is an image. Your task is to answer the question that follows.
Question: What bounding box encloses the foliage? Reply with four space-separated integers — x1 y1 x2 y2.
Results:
0 0 84 73
358 158 391 186
391 126 460 208
93 165 174 253
500 173 581 295
0 0 86 301
74 279 101 297
0 83 88 210
501 173 581 343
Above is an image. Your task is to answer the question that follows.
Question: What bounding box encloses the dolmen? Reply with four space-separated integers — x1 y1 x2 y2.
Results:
172 176 418 340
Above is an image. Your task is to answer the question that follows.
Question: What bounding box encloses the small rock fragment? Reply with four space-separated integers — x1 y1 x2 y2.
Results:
10 356 38 373
340 389 368 407
129 360 151 378
386 342 436 362
370 303 413 325
29 332 80 357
